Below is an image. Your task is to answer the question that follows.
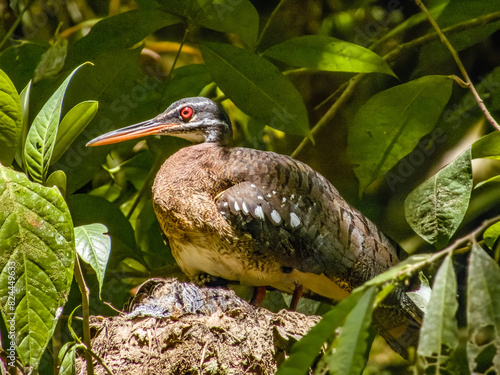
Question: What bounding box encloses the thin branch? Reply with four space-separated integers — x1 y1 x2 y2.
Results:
74 256 94 375
291 74 363 159
415 0 500 131
0 0 36 50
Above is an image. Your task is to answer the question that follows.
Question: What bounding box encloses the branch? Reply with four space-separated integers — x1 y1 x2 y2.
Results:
415 0 500 131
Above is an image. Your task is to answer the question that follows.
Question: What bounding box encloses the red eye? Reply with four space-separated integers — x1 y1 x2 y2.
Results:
180 106 194 121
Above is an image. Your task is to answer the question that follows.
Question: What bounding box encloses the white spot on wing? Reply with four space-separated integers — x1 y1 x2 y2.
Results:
290 212 300 228
242 201 249 214
234 201 240 211
282 197 286 203
271 210 282 224
254 206 265 220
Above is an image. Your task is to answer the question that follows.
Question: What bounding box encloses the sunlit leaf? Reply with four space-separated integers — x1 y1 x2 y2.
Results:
14 80 32 170
199 42 310 138
471 131 500 160
58 342 76 375
50 100 98 165
467 241 500 373
323 286 377 375
0 68 23 166
263 35 395 76
483 221 500 250
74 223 111 299
275 290 363 375
418 255 458 372
24 63 87 184
0 164 75 370
348 75 453 194
33 37 68 83
405 148 472 249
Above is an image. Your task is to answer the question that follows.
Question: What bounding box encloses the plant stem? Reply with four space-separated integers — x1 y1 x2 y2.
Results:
0 0 36 50
291 74 363 159
415 0 500 131
74 256 94 375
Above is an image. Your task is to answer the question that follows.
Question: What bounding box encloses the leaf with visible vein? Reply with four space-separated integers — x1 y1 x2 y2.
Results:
0 164 75 370
24 63 88 184
74 223 111 298
348 75 453 195
405 148 472 249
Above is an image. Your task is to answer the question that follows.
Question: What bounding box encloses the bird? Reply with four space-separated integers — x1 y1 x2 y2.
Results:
87 96 422 358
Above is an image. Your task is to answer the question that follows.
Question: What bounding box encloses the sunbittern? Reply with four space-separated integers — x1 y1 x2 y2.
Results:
87 97 422 358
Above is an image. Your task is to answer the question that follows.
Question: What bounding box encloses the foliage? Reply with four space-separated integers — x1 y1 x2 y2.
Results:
0 0 499 374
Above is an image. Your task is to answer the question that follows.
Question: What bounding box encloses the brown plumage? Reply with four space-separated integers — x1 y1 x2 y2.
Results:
87 97 422 358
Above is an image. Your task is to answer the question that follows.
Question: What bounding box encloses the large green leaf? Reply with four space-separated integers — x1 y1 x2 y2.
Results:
323 286 377 375
24 64 87 184
263 35 395 76
194 0 259 47
467 241 500 373
50 100 98 165
275 290 362 375
0 68 23 166
348 75 453 194
0 164 75 370
68 9 180 62
405 148 472 249
74 223 111 299
0 43 46 91
199 42 310 137
418 255 458 372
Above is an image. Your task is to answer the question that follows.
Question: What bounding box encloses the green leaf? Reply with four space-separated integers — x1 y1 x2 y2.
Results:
323 286 377 375
58 342 76 375
0 164 75 370
405 148 472 249
263 35 395 76
33 37 68 83
69 9 180 62
14 80 32 170
0 68 23 166
46 170 67 198
50 100 98 165
195 0 259 47
275 290 363 375
418 255 458 372
74 224 111 299
471 132 500 160
199 42 310 138
0 43 46 91
467 241 500 373
348 75 453 194
24 63 87 184
483 221 500 250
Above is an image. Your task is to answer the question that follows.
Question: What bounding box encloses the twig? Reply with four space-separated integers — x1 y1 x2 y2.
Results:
394 215 500 280
74 256 94 375
0 0 36 50
291 74 363 158
415 0 500 131
291 10 500 158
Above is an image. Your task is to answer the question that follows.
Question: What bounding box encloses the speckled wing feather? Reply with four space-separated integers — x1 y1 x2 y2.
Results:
216 148 401 289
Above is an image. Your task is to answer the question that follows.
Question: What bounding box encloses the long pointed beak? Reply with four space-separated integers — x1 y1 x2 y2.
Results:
86 119 177 146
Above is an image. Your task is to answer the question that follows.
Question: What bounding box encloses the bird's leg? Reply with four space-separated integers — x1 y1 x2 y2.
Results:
250 286 267 306
289 284 304 311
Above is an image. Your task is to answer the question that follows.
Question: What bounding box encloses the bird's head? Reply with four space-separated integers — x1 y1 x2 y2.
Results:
86 97 233 147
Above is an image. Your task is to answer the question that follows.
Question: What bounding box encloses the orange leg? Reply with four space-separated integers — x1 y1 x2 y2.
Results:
250 286 267 306
289 284 304 311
